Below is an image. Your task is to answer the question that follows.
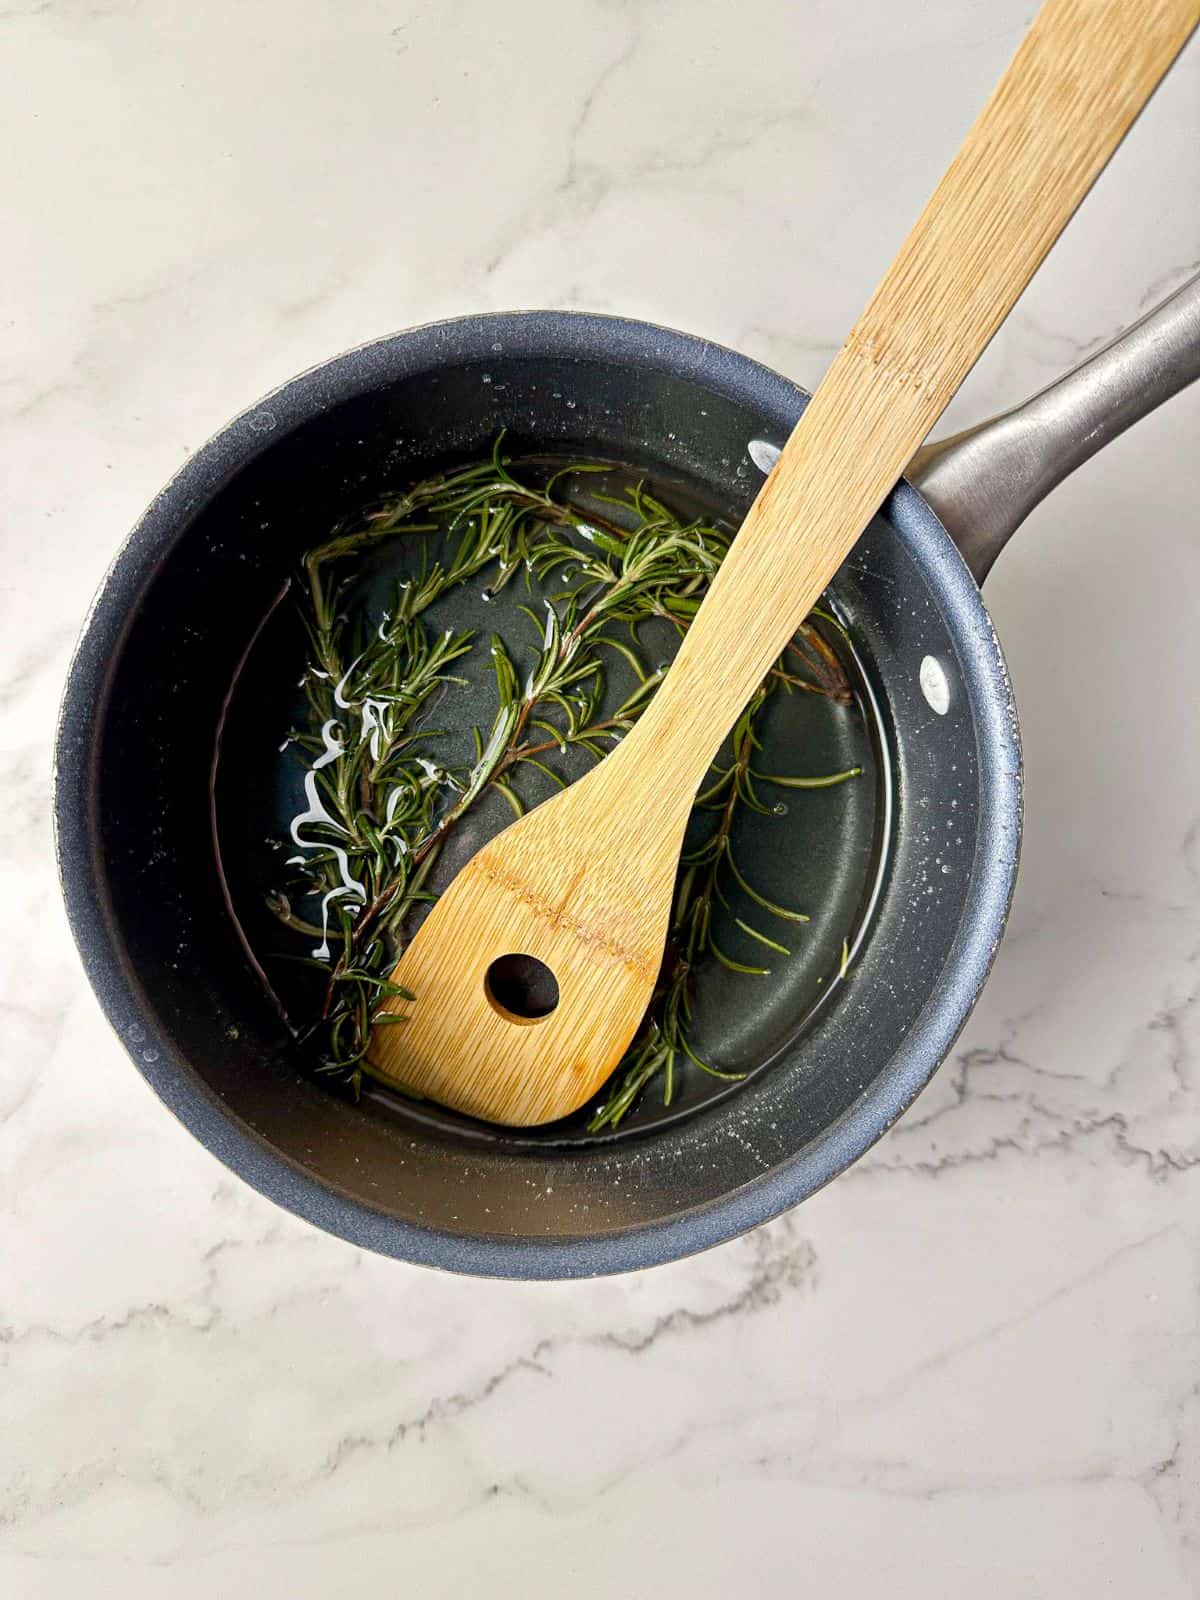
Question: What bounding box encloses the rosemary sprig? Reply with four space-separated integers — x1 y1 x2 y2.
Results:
271 445 861 1124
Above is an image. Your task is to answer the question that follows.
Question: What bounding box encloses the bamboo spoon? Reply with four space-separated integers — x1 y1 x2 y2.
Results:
373 0 1198 1125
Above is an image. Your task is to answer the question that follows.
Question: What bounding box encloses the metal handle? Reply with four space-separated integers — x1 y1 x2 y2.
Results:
908 271 1200 583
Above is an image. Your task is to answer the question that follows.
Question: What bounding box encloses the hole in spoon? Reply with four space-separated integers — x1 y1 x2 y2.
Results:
485 954 560 1022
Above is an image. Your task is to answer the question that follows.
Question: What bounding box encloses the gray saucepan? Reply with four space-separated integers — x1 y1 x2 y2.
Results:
54 275 1200 1277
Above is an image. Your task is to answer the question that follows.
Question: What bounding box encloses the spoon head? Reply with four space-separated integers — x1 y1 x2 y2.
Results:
369 767 684 1125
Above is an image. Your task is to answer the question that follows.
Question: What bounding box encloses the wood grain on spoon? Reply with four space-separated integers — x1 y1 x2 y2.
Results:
372 0 1199 1125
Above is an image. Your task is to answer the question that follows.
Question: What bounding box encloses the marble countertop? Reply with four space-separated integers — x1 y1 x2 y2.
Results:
4 2 1199 1594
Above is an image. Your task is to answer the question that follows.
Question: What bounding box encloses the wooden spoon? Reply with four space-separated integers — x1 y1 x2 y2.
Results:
372 0 1198 1125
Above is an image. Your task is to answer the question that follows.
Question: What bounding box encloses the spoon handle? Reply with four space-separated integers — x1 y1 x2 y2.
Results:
620 0 1197 796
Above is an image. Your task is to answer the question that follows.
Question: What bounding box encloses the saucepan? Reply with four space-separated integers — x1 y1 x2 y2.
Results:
54 275 1200 1277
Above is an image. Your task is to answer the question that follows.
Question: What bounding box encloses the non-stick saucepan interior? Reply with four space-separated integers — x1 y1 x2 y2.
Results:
55 313 1020 1276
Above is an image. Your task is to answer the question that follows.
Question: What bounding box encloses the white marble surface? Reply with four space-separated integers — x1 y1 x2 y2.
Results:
3 2 1199 1593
